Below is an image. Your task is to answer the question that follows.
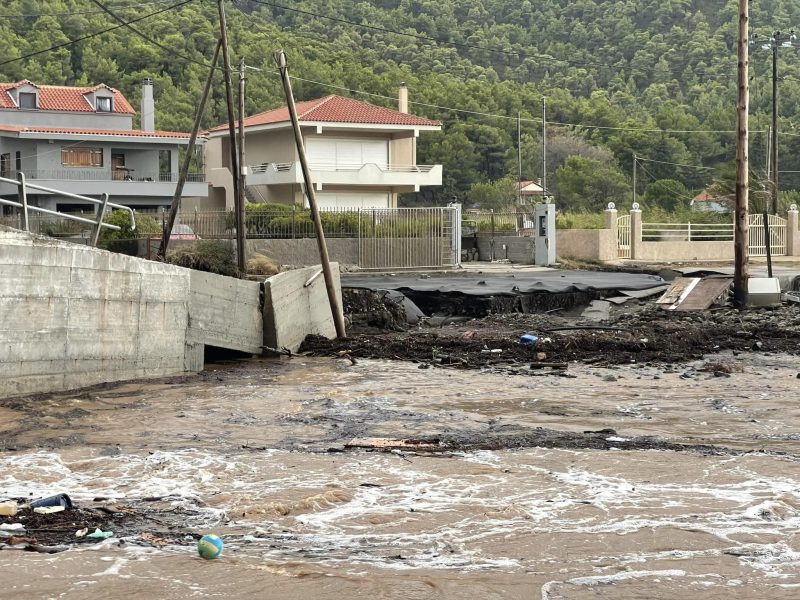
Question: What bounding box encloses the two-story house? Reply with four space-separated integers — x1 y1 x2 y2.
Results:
0 79 207 214
204 85 442 210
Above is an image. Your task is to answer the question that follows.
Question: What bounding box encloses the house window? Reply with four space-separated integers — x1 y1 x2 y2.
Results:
15 151 21 172
0 153 10 177
18 92 37 109
61 148 104 167
96 97 113 112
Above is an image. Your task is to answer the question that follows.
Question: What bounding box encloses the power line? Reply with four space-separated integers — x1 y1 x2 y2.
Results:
284 73 764 135
0 0 180 19
635 160 700 204
87 0 223 71
0 0 196 68
250 0 741 83
635 156 716 170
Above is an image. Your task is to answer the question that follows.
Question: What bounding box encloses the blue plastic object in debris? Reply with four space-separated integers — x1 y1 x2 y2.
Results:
519 334 539 345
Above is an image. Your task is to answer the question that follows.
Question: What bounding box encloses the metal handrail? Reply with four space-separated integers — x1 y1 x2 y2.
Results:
247 162 437 174
0 172 136 246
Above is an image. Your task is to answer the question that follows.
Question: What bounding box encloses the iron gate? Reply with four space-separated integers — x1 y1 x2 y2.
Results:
748 213 787 256
357 205 461 269
617 214 631 259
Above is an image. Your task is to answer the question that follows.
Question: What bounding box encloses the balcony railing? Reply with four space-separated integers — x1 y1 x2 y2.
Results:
1 169 206 183
247 162 437 174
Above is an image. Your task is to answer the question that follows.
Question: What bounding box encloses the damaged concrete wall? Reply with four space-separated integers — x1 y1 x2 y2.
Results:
187 271 262 354
0 228 263 398
262 263 343 352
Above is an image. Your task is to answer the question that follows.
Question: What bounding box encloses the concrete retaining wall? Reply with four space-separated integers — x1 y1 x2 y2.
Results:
247 238 358 267
635 240 733 262
262 264 343 352
0 227 262 398
557 229 617 262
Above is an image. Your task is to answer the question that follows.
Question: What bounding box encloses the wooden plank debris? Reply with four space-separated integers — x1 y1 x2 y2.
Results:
657 277 733 311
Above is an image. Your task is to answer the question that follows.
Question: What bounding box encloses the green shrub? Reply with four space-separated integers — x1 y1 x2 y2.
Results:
167 240 237 276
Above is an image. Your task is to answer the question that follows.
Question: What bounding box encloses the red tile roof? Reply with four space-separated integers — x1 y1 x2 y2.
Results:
0 81 135 114
208 94 441 132
0 125 198 139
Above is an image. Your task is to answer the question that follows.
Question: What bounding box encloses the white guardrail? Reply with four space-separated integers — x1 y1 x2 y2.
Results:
0 172 136 246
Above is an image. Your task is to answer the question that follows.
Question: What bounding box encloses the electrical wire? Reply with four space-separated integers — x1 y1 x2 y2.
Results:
87 0 223 71
0 0 181 18
0 0 197 68
635 156 716 170
284 73 765 135
250 0 742 83
635 159 705 204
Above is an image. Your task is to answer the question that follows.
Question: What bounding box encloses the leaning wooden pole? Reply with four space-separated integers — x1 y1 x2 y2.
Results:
274 50 346 338
217 0 244 273
158 39 221 261
733 0 750 308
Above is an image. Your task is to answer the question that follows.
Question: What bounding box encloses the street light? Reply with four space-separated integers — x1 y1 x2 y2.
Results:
752 30 799 214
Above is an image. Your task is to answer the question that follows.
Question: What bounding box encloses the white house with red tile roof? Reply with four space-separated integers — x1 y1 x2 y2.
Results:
0 79 207 214
204 86 442 210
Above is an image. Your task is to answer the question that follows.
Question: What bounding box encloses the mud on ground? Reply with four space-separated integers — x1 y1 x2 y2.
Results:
303 289 800 369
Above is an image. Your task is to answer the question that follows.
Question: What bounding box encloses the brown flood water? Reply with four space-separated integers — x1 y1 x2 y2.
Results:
1 353 800 599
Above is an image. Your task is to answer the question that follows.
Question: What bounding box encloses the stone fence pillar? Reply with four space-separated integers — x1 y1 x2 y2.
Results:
630 203 642 260
604 204 618 231
788 205 800 257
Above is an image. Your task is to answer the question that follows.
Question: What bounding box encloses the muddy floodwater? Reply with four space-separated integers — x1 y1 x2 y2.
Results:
2 354 800 599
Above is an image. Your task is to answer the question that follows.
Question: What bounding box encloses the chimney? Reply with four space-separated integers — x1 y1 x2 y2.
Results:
398 82 408 114
141 78 155 132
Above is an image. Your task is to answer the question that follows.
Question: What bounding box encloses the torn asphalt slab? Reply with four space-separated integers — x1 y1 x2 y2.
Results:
342 270 666 296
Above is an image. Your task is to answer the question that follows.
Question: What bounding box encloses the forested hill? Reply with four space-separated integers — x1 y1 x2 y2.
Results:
3 0 800 210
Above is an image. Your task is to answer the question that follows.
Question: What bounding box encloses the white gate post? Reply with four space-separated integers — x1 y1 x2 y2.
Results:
451 202 462 267
788 204 800 257
630 203 642 260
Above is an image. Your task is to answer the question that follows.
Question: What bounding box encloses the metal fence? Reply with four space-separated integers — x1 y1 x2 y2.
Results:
462 210 535 237
617 214 631 258
174 206 462 269
749 214 787 256
642 222 734 241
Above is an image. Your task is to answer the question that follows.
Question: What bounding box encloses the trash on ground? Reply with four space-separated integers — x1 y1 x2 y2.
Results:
657 277 733 311
75 528 88 538
86 528 114 539
0 501 18 517
748 277 782 307
197 534 224 559
519 334 538 345
345 438 443 452
33 505 65 514
0 523 25 532
30 494 73 510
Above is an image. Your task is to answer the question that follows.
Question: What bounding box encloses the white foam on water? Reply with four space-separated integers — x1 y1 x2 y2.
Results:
541 569 687 600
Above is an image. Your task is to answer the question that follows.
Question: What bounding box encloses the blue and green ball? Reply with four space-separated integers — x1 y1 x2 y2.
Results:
197 534 224 559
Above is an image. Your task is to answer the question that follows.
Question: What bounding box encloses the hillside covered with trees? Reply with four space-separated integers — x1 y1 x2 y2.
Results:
3 0 800 212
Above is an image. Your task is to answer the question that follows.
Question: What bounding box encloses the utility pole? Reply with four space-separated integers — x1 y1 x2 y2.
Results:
216 0 244 273
541 97 547 200
753 29 797 214
517 111 522 205
772 39 778 214
158 39 221 261
237 56 247 272
734 0 750 307
275 50 346 339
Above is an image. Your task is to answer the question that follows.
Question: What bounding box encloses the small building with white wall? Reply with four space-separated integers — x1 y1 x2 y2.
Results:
204 85 442 210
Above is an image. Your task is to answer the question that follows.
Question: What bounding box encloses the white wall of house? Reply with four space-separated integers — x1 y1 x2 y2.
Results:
0 110 132 130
